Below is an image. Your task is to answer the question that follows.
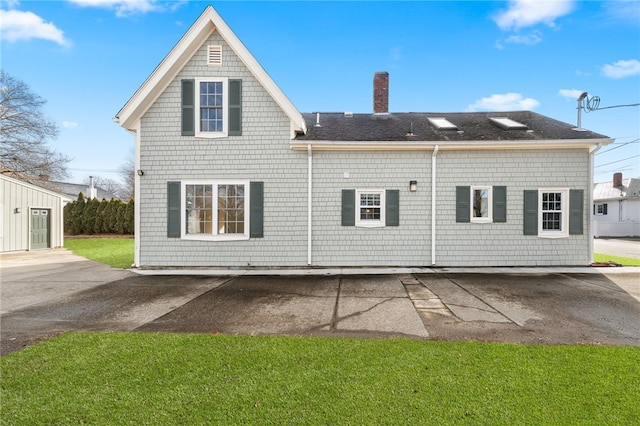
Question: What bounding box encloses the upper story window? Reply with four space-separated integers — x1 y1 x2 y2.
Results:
181 78 242 138
200 81 224 133
196 78 228 138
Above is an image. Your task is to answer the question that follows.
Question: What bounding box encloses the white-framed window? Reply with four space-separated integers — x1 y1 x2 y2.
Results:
182 180 249 241
538 188 569 238
471 186 492 223
595 203 607 216
195 77 228 138
355 189 385 228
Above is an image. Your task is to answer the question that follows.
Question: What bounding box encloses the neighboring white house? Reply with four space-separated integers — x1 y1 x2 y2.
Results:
593 173 640 238
0 174 72 252
115 5 613 268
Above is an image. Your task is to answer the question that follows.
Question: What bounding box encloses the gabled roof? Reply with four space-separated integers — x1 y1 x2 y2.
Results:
296 111 608 142
115 5 306 135
0 174 73 202
593 178 640 201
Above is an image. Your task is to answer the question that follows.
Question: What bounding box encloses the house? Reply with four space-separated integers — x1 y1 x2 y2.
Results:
0 174 71 252
43 179 121 202
593 173 640 237
115 6 612 268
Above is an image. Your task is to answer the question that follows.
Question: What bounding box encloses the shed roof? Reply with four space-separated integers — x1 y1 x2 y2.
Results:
296 111 608 142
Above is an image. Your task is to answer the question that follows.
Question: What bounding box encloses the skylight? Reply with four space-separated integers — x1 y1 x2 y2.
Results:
428 117 458 130
489 117 528 130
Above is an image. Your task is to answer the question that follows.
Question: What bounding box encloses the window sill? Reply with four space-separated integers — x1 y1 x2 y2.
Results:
356 222 385 228
195 131 228 139
537 232 569 239
471 218 493 224
181 234 249 242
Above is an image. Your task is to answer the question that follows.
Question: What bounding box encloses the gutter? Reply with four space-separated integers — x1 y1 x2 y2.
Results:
290 138 611 152
431 145 439 266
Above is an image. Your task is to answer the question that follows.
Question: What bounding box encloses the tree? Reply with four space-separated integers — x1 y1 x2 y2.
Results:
118 156 135 201
0 70 70 181
70 193 86 235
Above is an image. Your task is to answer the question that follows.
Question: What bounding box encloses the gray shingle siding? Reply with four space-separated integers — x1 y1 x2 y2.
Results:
138 33 307 267
133 31 596 268
435 149 591 266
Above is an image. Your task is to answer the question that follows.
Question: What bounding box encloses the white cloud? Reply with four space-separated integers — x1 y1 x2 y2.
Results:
604 0 640 23
467 93 540 112
67 0 160 17
601 59 640 79
0 9 70 46
558 89 586 100
493 0 575 30
62 121 79 128
504 31 543 46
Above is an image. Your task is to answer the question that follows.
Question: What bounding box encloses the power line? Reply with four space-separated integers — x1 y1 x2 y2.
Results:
594 154 640 168
596 138 640 155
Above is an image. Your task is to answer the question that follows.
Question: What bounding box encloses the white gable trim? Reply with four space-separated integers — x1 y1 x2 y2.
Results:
115 6 306 137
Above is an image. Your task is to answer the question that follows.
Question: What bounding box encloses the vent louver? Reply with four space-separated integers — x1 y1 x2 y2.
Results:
207 45 222 65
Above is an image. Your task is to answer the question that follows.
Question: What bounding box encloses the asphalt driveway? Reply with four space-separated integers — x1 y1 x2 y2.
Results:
1 250 639 355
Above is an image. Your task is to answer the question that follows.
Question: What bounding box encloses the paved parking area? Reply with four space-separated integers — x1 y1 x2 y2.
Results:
1 250 639 355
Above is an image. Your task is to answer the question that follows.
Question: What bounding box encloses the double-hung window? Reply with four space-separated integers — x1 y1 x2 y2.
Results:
182 77 242 138
195 78 228 138
523 188 583 237
183 180 248 240
538 188 569 237
355 189 385 227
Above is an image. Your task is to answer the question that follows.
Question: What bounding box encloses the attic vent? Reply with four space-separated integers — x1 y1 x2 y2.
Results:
490 117 528 130
428 117 458 130
207 45 222 65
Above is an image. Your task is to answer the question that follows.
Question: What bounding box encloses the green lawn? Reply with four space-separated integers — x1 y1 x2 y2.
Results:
1 333 638 424
64 237 134 268
594 253 640 266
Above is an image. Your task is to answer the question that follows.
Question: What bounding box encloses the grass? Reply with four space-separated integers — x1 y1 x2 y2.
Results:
1 333 638 425
594 253 640 266
64 237 134 268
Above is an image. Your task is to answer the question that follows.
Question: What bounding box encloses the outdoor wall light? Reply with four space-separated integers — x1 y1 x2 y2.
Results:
137 169 144 176
409 180 418 192
14 207 22 214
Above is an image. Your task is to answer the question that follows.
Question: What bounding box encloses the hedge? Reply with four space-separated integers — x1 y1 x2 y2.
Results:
64 193 134 235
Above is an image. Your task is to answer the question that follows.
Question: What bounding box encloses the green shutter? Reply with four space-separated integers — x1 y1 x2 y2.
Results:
181 79 195 136
456 186 470 223
569 189 584 235
523 190 538 235
229 79 242 136
250 181 264 238
603 203 607 215
385 189 400 226
342 189 355 226
493 186 507 223
167 181 181 238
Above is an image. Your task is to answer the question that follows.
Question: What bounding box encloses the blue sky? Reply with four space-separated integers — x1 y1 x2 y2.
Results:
2 0 639 184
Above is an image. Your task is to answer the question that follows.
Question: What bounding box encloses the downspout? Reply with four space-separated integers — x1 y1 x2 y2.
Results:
307 144 313 265
431 145 439 266
588 143 602 263
133 127 141 268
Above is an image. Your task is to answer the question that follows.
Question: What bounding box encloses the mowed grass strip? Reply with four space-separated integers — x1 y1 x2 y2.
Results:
2 333 638 425
594 253 640 266
64 238 134 268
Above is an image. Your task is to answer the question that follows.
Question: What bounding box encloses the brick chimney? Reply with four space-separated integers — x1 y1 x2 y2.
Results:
373 72 389 114
613 172 623 188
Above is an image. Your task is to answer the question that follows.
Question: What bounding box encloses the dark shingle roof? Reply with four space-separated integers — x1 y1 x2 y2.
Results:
295 111 609 142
